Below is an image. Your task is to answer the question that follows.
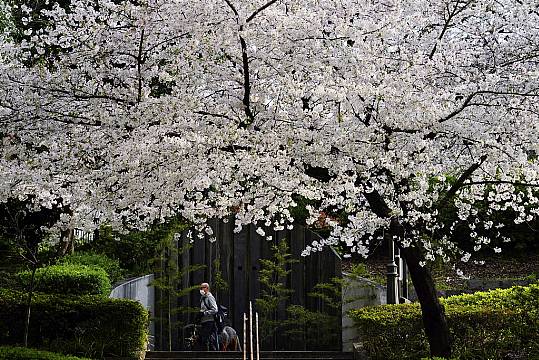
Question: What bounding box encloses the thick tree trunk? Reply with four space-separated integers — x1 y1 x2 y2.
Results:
56 228 74 257
363 189 452 357
400 245 451 358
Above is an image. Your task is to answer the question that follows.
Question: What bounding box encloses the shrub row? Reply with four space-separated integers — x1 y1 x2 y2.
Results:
349 283 539 360
57 252 125 284
0 346 90 360
18 264 111 297
0 289 148 359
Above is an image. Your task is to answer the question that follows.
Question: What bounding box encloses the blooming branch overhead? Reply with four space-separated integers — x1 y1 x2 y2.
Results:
0 0 537 262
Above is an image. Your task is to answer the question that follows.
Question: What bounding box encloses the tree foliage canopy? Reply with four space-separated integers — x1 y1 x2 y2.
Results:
0 0 537 263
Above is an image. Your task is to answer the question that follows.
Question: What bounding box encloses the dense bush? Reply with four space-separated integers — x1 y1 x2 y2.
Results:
0 289 148 359
18 264 111 297
444 282 539 310
0 346 90 360
57 252 125 284
79 217 189 277
349 283 539 360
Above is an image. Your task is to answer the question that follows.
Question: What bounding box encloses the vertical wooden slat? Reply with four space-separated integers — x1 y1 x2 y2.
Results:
220 218 233 316
192 229 206 286
249 225 261 305
304 230 316 312
233 224 248 335
179 232 191 348
275 229 288 350
290 225 305 307
290 225 306 350
206 224 212 287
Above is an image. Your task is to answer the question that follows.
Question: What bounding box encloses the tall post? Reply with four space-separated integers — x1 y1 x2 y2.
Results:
249 302 254 360
402 259 409 300
243 313 247 360
255 312 260 360
386 238 399 304
395 245 402 301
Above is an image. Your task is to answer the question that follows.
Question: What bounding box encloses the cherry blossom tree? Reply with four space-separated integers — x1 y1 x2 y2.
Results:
1 0 538 356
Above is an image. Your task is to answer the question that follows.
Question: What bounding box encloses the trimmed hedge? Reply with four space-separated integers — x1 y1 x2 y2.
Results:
57 252 125 284
0 289 148 359
0 346 90 360
349 283 539 360
18 264 111 297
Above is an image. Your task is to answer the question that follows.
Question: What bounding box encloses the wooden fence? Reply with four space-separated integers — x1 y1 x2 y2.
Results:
154 218 342 351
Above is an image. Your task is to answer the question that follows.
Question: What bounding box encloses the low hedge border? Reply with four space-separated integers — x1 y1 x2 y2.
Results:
18 264 111 297
349 283 539 360
0 346 91 360
57 253 125 284
0 289 148 359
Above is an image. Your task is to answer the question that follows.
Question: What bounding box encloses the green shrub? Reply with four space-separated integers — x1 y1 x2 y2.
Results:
349 283 539 360
0 289 148 359
18 264 111 297
57 252 125 284
0 346 90 360
444 282 539 311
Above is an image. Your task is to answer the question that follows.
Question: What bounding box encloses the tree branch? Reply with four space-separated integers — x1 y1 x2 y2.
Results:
461 180 539 188
195 110 234 121
363 188 393 219
136 29 145 104
429 0 473 59
439 90 539 123
223 0 239 18
246 0 280 23
239 35 255 128
436 155 488 208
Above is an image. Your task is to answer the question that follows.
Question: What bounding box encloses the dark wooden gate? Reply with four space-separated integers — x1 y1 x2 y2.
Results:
155 219 341 351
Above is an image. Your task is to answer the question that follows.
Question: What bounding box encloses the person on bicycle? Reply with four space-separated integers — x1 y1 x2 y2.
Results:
199 282 218 350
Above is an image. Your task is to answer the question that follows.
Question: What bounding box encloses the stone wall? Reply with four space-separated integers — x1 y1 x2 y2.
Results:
110 274 155 349
341 273 386 352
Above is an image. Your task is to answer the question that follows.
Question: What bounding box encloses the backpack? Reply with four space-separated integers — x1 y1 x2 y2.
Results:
214 303 229 332
202 297 229 332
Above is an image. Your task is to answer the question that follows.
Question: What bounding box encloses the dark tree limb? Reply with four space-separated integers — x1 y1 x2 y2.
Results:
363 189 452 358
436 154 487 208
239 35 255 128
136 29 145 104
246 0 280 23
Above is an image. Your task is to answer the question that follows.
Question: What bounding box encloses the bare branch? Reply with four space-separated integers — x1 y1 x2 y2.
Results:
461 180 539 188
195 110 234 121
246 0 280 23
223 0 239 18
439 90 539 123
429 0 474 59
239 36 255 128
436 154 488 208
143 32 190 60
136 29 145 104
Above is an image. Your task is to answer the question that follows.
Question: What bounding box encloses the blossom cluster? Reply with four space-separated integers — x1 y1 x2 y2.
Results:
0 0 537 264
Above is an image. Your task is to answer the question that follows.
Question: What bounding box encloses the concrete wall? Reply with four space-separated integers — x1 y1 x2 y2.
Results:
110 274 155 349
341 273 386 352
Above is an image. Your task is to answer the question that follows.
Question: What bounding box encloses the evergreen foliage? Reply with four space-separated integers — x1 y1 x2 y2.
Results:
57 252 125 284
255 239 341 350
18 264 111 297
0 346 90 360
255 240 297 344
349 283 539 359
0 289 148 358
